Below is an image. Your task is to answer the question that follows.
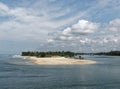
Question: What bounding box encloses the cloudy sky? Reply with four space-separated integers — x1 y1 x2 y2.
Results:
0 0 120 54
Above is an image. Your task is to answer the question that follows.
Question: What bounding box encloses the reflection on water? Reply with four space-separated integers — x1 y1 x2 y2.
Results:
0 55 120 89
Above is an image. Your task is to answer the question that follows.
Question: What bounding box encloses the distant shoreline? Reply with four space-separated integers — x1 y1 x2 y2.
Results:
14 55 96 65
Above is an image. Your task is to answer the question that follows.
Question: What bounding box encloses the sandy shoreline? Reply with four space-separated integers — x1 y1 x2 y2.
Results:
16 55 96 65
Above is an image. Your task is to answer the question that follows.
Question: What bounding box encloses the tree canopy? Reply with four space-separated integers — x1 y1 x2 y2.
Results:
21 51 75 57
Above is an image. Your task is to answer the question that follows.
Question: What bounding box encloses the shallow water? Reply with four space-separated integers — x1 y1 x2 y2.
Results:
0 54 120 89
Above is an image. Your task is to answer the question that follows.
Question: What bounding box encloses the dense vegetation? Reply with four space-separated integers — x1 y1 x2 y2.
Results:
21 51 75 57
21 51 120 57
95 51 120 56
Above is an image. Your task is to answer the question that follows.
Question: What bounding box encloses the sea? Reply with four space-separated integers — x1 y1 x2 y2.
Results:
0 54 120 89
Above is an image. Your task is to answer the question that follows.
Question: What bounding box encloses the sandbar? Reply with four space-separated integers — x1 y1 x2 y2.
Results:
22 56 96 65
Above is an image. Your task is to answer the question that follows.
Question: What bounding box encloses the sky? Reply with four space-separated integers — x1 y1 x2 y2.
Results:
0 0 120 54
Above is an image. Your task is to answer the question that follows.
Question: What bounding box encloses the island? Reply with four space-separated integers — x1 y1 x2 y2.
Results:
19 51 96 65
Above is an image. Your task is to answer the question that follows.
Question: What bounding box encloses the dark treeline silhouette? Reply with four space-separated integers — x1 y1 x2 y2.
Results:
22 51 120 57
94 51 120 56
21 51 75 57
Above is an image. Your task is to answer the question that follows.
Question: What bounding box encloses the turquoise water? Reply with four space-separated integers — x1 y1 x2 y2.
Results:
0 54 120 89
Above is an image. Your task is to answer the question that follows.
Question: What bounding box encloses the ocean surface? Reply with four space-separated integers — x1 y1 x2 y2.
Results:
0 54 120 89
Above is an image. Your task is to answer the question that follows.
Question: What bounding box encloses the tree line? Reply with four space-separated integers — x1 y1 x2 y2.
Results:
94 51 120 56
21 51 75 57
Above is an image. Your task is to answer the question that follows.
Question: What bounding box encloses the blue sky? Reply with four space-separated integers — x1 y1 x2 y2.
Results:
0 0 120 54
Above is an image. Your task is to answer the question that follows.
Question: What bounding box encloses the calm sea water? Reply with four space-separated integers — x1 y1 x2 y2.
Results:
0 54 120 89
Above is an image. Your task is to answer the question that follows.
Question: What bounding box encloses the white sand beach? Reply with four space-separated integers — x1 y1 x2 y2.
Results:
21 56 96 65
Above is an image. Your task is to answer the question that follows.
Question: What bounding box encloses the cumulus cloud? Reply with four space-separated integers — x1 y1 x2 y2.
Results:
62 20 99 36
53 20 99 42
105 18 120 33
47 39 55 43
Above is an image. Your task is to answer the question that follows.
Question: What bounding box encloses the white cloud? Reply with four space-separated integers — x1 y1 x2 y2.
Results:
62 27 71 36
0 2 9 11
47 39 54 43
0 2 9 16
105 18 120 32
62 20 99 36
